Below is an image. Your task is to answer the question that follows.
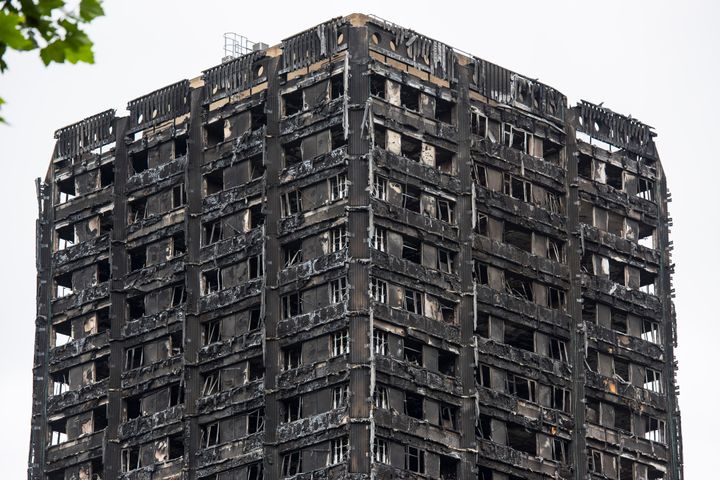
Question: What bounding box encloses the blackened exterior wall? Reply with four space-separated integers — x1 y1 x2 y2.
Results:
29 13 682 480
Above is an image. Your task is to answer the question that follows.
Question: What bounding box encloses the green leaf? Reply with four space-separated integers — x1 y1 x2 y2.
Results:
0 96 6 124
37 0 66 16
64 41 93 63
40 40 66 64
79 0 104 22
0 11 35 51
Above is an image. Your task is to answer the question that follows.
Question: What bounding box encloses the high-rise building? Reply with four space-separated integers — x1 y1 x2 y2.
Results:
28 13 682 480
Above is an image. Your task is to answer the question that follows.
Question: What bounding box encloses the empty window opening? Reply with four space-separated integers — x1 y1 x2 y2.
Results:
370 74 385 98
579 200 593 225
203 319 221 345
130 150 148 176
606 163 624 189
404 337 424 366
620 458 634 480
406 446 425 474
172 184 186 208
282 396 302 423
329 173 348 200
404 288 423 315
578 153 592 179
476 213 488 235
372 176 387 200
645 368 663 393
247 357 264 382
100 162 114 187
648 466 665 480
401 135 422 162
470 111 487 137
435 97 454 124
552 438 569 464
474 164 487 187
401 235 421 263
548 287 566 310
505 322 535 352
437 198 455 223
608 211 624 236
506 423 536 455
637 177 655 201
374 438 388 463
402 184 421 212
124 395 141 420
503 124 528 153
552 386 571 413
250 104 266 131
201 371 220 396
503 223 532 252
473 261 489 285
586 349 599 372
127 295 145 320
249 254 264 279
615 404 632 431
614 357 630 382
247 408 265 434
372 226 387 252
373 329 388 356
640 269 657 295
281 292 301 319
330 125 346 150
201 422 220 448
121 446 140 473
203 219 222 245
609 259 625 285
124 345 143 370
171 232 186 257
202 269 222 295
438 350 457 376
475 312 490 337
476 364 491 387
612 310 628 333
174 136 187 158
332 329 350 356
333 385 349 408
128 197 147 224
281 450 302 477
644 416 666 443
330 277 348 304
639 221 655 249
171 283 186 307
54 272 73 298
435 146 454 173
547 238 564 263
283 344 301 371
374 386 389 409
97 258 111 283
439 297 456 324
56 224 75 250
543 137 562 163
476 414 492 439
642 319 661 344
329 436 349 465
203 169 224 196
49 418 68 445
400 84 420 111
283 138 302 167
283 88 303 116
506 374 537 402
57 177 76 204
550 338 568 362
249 308 262 331
50 370 69 396
503 173 532 202
170 384 183 407
205 120 224 146
99 210 113 236
281 189 303 217
439 455 459 479
250 154 265 179
249 204 264 229
370 277 388 304
128 246 146 272
404 391 424 419
53 320 72 347
505 271 534 301
283 240 303 268
330 74 344 100
330 225 347 252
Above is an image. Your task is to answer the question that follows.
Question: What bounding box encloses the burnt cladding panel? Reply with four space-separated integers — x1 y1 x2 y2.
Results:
54 109 116 161
127 80 190 134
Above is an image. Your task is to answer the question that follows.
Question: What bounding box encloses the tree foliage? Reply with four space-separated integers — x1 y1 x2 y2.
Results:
0 0 104 122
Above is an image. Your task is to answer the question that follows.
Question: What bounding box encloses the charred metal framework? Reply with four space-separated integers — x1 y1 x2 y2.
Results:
29 13 682 480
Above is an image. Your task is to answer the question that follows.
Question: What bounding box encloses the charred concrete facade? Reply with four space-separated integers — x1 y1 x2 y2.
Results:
29 13 682 480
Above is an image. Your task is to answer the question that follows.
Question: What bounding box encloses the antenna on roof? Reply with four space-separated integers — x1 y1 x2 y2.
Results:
223 32 268 62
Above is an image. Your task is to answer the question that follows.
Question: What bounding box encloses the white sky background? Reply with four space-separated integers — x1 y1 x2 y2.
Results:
0 0 716 476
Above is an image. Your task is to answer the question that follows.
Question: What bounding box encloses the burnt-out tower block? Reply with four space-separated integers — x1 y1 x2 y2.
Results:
29 13 682 480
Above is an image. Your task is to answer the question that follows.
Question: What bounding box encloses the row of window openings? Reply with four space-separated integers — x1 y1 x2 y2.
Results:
475 315 569 363
50 358 109 396
127 183 187 226
123 332 182 371
474 265 567 310
201 359 265 396
202 204 265 245
582 300 662 344
123 384 183 421
55 138 187 205
126 283 186 321
586 397 667 443
201 255 264 295
587 449 666 480
578 153 656 202
373 331 457 375
281 329 350 371
200 408 265 449
469 110 562 163
52 307 110 347
586 349 664 394
581 252 657 295
54 260 111 298
369 73 454 124
281 385 349 424
202 155 265 196
474 164 564 215
476 364 571 414
478 419 570 465
280 436 350 477
199 464 262 480
283 127 346 167
474 217 565 263
373 385 459 431
579 199 656 248
120 435 183 473
373 125 455 174
202 308 262 345
205 105 266 147
278 174 349 219
48 405 108 446
54 211 113 251
282 74 344 117
374 176 455 222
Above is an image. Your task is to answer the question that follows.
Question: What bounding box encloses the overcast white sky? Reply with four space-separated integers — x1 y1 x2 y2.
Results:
0 0 716 476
